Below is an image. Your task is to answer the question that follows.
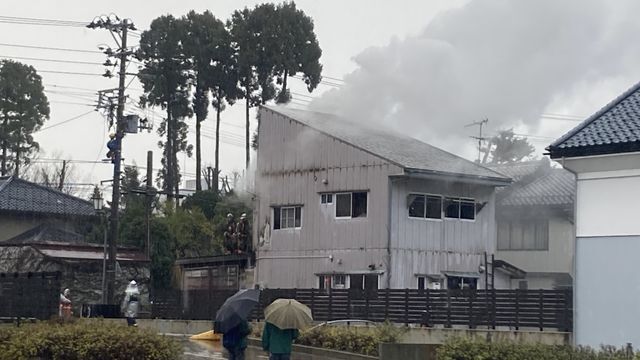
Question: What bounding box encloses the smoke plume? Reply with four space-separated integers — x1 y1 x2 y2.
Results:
311 0 640 157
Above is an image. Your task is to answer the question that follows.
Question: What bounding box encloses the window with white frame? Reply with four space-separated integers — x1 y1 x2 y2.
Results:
333 274 346 289
273 206 302 229
321 193 333 204
408 194 443 219
444 197 475 220
335 191 368 218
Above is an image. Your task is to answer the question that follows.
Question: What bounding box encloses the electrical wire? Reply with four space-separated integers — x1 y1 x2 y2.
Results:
0 42 101 54
0 16 87 28
0 54 101 66
36 110 95 132
38 69 103 76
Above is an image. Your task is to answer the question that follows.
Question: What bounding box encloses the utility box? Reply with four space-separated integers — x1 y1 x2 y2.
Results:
124 115 139 134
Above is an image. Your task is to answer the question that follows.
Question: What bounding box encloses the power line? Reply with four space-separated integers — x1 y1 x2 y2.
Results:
0 54 101 66
36 110 95 132
0 42 101 54
38 69 102 76
0 16 87 28
49 100 95 107
45 84 101 92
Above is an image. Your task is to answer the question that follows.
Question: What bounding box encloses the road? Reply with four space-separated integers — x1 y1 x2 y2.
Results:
182 340 268 359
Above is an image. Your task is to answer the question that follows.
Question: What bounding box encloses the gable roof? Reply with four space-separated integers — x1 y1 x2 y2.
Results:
1 224 86 245
487 160 575 207
264 106 509 183
0 176 95 217
547 81 640 158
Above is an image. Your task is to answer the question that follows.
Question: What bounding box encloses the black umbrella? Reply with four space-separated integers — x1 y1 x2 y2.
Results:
214 288 260 333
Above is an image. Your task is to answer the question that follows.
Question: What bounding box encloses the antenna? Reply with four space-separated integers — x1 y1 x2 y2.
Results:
465 118 489 162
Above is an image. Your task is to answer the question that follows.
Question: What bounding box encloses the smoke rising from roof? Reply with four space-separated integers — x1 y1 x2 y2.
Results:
311 0 640 158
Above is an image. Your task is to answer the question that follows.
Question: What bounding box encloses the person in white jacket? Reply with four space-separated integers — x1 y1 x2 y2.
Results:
121 280 140 326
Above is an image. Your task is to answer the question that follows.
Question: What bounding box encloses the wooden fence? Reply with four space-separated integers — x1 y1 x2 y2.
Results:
0 272 61 321
151 288 572 332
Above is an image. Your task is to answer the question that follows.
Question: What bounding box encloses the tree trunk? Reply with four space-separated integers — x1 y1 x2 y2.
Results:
58 160 67 191
166 107 173 199
1 113 7 176
195 115 202 192
14 146 19 176
245 85 250 170
282 69 288 96
214 93 221 192
173 118 179 209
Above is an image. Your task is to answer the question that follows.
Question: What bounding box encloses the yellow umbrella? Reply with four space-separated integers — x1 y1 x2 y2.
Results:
264 298 313 330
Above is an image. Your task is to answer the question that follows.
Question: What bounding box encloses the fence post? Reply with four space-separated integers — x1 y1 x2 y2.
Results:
469 290 475 329
311 288 316 319
347 289 352 319
492 288 496 329
424 288 430 327
405 288 410 325
446 290 451 328
365 291 370 321
538 289 544 331
329 288 333 321
385 288 390 320
564 289 572 332
515 288 520 331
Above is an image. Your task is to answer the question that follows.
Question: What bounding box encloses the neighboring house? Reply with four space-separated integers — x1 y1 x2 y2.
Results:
0 176 149 309
488 159 575 290
547 81 640 347
254 106 515 291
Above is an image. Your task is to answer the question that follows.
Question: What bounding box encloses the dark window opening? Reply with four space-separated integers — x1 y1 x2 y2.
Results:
446 276 477 290
460 199 475 220
352 192 367 217
336 192 368 218
408 195 425 218
321 193 333 204
349 274 363 290
444 198 460 218
336 193 351 217
417 276 426 290
426 196 442 219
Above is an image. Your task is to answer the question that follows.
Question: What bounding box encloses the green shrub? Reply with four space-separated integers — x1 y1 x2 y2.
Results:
437 337 638 360
295 321 406 356
0 319 181 360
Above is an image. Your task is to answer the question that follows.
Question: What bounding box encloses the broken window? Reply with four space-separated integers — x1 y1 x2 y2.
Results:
409 194 442 219
273 206 302 229
335 192 368 218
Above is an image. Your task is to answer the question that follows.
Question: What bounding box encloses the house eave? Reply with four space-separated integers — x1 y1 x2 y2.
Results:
400 168 511 186
547 142 640 159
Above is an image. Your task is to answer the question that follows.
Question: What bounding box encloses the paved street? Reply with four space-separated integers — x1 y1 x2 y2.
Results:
182 340 268 360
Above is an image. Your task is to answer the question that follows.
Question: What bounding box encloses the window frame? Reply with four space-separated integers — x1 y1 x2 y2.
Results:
320 193 333 205
273 205 303 230
408 193 443 221
335 191 368 219
444 197 476 221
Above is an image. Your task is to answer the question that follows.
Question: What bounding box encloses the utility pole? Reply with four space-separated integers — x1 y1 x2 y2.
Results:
88 15 136 304
465 118 489 163
145 151 153 259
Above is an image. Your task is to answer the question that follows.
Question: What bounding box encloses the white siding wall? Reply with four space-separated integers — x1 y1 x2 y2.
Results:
255 108 402 288
563 155 640 347
576 170 640 237
389 178 497 288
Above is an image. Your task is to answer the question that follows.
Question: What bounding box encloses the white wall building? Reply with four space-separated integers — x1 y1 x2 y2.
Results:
548 82 640 347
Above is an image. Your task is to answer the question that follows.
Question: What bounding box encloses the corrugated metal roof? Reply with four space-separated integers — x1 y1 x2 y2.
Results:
500 168 575 207
264 106 509 182
1 224 86 245
548 81 640 158
0 176 95 217
36 246 147 262
485 161 545 183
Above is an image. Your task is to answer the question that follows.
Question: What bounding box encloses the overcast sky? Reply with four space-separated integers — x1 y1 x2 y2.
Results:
2 0 640 197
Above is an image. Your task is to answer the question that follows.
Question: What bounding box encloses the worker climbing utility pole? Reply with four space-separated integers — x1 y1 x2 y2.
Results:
87 15 136 304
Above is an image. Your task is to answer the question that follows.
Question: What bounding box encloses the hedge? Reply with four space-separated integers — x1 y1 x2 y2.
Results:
437 337 637 360
0 319 181 360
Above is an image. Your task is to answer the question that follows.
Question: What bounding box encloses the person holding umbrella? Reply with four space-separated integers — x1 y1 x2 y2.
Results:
215 288 261 360
262 299 313 360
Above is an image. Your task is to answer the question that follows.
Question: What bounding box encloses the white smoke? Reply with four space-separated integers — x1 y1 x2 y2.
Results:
311 0 640 157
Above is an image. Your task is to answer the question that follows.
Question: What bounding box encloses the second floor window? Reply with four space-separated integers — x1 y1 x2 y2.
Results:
408 194 443 219
444 197 476 220
335 191 368 218
273 206 302 229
